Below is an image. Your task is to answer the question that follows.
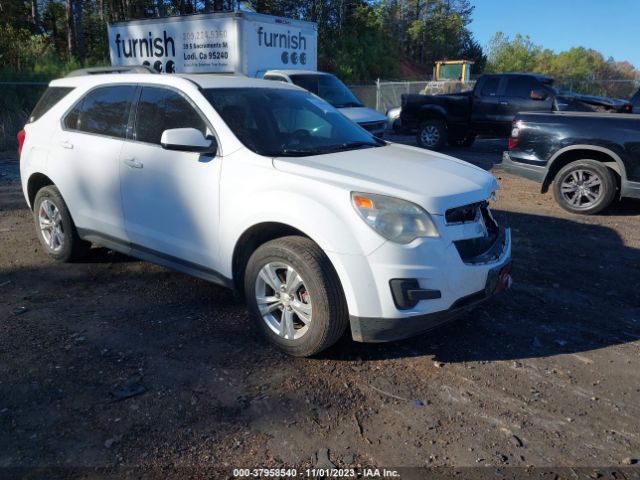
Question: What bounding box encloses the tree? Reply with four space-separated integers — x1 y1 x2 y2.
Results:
485 32 542 73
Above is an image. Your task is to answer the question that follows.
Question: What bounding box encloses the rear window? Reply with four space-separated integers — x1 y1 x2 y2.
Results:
504 77 540 98
480 77 500 97
28 87 74 123
63 85 136 139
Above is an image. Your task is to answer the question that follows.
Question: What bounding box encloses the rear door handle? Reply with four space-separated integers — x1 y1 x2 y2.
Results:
123 158 143 169
500 101 509 106
60 140 74 149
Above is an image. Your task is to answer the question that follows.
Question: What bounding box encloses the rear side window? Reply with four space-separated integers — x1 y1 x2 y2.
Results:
29 87 74 123
504 77 540 98
134 86 207 145
63 85 137 138
480 77 500 97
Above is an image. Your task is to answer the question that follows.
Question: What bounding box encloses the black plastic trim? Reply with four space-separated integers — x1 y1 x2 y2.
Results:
389 279 441 310
77 228 233 289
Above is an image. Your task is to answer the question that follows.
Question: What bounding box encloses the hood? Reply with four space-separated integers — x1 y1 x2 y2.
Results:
338 106 387 124
273 143 497 215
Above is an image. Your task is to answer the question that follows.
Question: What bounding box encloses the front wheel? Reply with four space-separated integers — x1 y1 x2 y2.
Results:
417 120 447 150
552 160 617 214
244 236 348 357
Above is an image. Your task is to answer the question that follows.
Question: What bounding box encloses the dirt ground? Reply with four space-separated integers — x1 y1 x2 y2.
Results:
1 138 639 476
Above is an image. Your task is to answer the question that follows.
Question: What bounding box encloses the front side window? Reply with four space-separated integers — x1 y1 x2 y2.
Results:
204 87 383 157
134 86 207 145
63 85 136 138
288 74 363 108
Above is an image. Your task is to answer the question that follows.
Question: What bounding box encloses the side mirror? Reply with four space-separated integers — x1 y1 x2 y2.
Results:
530 89 547 101
160 128 217 154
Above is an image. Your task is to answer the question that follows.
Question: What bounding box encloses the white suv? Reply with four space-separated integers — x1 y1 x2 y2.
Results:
18 71 512 356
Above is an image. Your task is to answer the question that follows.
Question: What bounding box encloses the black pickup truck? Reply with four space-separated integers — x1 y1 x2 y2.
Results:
501 111 640 214
400 73 633 150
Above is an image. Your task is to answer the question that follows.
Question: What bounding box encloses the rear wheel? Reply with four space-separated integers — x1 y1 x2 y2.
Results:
33 186 90 262
552 160 617 214
417 119 447 150
244 236 348 357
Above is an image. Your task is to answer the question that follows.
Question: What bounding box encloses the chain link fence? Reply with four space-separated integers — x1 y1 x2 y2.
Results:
0 81 48 151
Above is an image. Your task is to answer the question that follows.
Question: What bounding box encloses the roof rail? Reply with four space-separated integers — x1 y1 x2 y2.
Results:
65 66 157 77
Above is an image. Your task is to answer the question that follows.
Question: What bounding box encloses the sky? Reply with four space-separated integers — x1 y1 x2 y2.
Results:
468 0 640 69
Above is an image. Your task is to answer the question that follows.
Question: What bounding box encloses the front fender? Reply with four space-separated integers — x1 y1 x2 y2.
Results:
220 187 385 271
218 158 387 316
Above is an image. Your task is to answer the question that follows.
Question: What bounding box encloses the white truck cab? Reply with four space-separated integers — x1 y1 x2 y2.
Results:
18 70 511 357
263 70 388 137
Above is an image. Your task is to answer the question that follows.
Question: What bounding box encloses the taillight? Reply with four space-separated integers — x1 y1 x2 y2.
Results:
17 128 26 156
508 121 520 150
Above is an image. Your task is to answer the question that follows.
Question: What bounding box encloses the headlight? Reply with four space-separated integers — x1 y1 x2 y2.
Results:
351 192 439 244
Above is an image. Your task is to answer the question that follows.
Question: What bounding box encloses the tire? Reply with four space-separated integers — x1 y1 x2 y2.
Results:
33 186 90 262
448 133 476 147
244 236 348 357
552 160 617 215
417 119 447 150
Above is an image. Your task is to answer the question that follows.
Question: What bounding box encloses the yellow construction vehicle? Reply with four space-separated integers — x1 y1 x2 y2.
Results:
434 60 474 82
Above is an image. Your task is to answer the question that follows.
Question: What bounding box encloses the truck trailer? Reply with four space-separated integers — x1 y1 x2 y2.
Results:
108 11 317 77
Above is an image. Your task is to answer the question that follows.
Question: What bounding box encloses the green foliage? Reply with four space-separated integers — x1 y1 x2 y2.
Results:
486 32 542 73
327 5 399 83
485 32 639 96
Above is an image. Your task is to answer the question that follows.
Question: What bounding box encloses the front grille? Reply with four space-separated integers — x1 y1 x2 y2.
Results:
453 205 505 264
360 121 385 132
445 201 486 224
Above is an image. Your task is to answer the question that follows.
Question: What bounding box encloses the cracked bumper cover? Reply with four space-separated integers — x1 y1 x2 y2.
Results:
350 228 512 343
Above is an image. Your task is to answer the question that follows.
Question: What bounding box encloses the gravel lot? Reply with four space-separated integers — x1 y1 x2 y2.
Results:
1 137 639 475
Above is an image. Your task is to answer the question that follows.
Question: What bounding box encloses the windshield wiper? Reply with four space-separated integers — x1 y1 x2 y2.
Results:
260 148 321 157
320 141 383 153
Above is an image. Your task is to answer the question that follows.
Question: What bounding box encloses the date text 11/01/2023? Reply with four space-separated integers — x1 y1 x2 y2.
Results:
232 468 401 478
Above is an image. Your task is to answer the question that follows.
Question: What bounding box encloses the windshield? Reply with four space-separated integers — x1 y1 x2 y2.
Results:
288 74 364 108
203 88 383 157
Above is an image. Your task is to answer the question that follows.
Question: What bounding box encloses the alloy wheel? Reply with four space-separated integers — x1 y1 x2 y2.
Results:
38 199 65 252
254 262 312 340
421 125 441 147
560 169 603 209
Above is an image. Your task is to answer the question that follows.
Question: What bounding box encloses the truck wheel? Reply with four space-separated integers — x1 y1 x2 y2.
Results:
552 160 617 215
417 120 447 150
33 186 90 262
244 236 348 357
448 133 476 147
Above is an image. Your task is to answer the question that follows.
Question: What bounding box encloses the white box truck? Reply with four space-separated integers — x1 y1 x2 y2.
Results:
107 11 386 136
107 11 317 76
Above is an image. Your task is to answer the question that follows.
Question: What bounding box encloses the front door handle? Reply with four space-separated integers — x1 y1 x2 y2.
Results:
500 101 509 106
123 158 143 169
60 140 74 149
